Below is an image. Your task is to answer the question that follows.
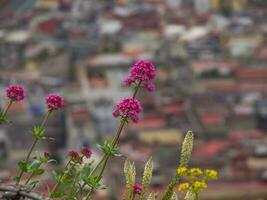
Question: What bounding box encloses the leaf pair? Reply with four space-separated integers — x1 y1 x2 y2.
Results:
33 126 46 139
97 141 118 157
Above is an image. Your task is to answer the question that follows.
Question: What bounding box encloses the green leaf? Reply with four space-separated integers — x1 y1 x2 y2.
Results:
29 159 41 170
97 141 118 157
140 157 153 200
18 160 28 172
28 180 39 189
48 159 57 164
0 114 8 124
33 126 46 139
50 191 64 198
32 168 45 175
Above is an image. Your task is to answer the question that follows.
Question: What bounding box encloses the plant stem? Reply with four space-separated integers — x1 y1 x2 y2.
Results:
2 100 13 117
25 173 35 185
0 100 13 124
49 159 71 196
84 81 142 200
16 110 52 185
161 174 181 200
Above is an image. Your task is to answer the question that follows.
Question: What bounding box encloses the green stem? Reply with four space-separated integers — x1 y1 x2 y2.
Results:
25 173 35 185
16 110 52 185
50 159 72 197
161 174 181 200
0 100 13 124
83 81 142 200
2 100 13 117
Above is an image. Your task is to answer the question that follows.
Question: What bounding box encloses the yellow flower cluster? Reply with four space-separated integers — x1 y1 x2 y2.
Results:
177 167 187 175
205 169 218 180
176 167 218 195
188 168 203 177
193 181 207 191
178 182 190 191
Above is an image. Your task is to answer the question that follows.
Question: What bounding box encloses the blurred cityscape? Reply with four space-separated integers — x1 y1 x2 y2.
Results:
0 0 267 199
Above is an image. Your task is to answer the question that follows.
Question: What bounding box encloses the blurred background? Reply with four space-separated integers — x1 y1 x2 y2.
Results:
0 0 267 199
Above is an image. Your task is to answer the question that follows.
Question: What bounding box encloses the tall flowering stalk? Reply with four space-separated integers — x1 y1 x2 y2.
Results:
0 85 25 124
161 131 194 200
83 60 156 200
15 94 64 185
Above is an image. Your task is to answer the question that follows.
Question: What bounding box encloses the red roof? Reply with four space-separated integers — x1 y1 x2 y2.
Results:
237 68 267 82
129 117 166 130
193 140 231 157
200 112 225 126
201 80 239 93
228 130 265 141
162 99 185 115
256 46 267 60
239 82 267 92
38 18 60 34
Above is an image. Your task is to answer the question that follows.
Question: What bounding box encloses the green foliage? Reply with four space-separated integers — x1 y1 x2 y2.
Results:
33 126 46 139
28 180 39 189
0 113 8 124
18 160 28 172
97 141 118 157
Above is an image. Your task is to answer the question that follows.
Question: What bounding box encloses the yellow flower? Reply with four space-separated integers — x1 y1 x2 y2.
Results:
188 168 203 177
178 182 190 191
193 181 207 191
177 167 187 175
205 169 218 180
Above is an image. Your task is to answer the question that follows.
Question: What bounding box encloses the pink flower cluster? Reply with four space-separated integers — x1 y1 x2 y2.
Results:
133 183 142 195
124 60 156 92
6 85 25 102
68 150 82 162
112 98 142 123
45 94 65 111
81 147 92 158
68 147 92 162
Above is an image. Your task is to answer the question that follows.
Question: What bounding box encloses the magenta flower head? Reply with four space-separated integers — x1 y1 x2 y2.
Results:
45 94 64 111
81 147 92 158
68 150 81 162
124 60 156 92
133 183 142 195
6 85 25 101
112 98 143 123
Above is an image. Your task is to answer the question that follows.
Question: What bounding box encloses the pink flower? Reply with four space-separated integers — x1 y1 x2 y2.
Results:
133 183 142 195
6 85 25 101
145 82 156 92
68 150 81 162
45 94 64 111
81 147 92 158
112 98 142 123
124 60 156 92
